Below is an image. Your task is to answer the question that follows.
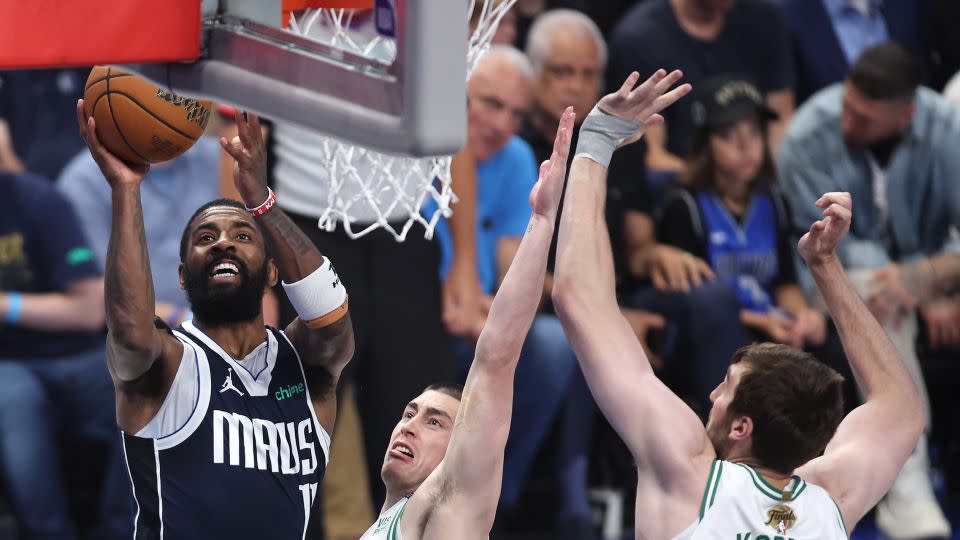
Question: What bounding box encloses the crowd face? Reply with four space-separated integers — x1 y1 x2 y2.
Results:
534 32 604 124
381 390 461 494
693 0 736 17
467 57 532 162
709 114 765 190
841 80 914 149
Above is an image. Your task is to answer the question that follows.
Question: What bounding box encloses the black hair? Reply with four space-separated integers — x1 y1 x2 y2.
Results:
423 382 464 401
848 42 923 102
179 199 251 262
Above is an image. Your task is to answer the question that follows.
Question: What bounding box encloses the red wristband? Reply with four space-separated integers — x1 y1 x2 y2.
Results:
246 188 277 217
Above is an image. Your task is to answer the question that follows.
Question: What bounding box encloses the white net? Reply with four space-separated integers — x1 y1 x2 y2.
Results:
285 0 516 241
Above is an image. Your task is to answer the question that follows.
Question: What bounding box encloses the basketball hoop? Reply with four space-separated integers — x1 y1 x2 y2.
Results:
283 0 517 241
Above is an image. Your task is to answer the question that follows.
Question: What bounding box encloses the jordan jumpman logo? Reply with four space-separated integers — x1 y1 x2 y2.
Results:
220 367 244 396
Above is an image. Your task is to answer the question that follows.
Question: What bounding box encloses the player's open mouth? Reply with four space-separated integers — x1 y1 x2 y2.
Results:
209 262 240 281
389 442 415 461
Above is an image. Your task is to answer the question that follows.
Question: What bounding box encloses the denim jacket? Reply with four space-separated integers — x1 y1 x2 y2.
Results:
779 84 960 274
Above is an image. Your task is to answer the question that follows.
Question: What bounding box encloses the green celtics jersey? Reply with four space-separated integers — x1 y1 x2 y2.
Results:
361 497 409 540
673 460 848 540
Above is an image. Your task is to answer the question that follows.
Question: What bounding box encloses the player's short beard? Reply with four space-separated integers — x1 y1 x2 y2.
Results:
706 411 735 460
183 256 268 326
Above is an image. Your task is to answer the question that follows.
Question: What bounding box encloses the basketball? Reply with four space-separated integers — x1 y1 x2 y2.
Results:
83 66 213 165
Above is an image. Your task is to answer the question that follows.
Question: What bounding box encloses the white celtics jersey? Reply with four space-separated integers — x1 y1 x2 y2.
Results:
361 497 409 540
674 460 848 540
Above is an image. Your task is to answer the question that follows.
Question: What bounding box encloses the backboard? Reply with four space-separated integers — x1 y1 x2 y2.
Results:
133 0 469 157
0 0 469 157
1 0 516 241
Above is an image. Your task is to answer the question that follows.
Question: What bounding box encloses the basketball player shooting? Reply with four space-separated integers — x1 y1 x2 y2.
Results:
358 108 580 540
551 70 925 538
76 101 355 539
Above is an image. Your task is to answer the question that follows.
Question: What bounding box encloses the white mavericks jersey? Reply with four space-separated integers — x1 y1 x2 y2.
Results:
361 497 409 540
674 460 848 540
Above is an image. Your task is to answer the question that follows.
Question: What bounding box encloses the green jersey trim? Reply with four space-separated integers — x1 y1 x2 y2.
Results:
791 479 808 500
829 495 849 537
388 499 409 540
698 459 724 520
734 463 807 502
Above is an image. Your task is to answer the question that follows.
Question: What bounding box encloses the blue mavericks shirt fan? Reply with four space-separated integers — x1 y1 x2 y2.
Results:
122 320 330 539
698 191 779 313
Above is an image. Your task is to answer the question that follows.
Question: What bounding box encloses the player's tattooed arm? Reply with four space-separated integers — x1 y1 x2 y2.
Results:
76 99 183 386
220 110 326 281
220 110 354 434
256 209 324 277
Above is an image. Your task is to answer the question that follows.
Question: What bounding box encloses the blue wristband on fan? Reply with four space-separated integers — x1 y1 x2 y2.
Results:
5 292 22 324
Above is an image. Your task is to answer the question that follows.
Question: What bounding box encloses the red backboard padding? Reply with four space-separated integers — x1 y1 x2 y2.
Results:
0 1 202 69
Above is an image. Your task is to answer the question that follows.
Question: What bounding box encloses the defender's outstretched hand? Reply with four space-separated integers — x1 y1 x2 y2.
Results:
798 192 852 266
575 70 690 168
220 110 269 204
76 99 149 188
530 107 575 221
597 70 692 147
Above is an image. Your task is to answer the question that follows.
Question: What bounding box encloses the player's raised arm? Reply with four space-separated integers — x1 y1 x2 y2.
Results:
76 100 184 394
795 193 924 529
220 111 354 432
550 71 712 535
402 109 576 537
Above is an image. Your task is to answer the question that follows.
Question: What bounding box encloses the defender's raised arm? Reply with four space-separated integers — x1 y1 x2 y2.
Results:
400 109 576 539
551 71 714 538
796 193 924 528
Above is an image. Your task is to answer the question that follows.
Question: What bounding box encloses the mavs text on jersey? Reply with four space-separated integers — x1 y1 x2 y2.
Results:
122 321 330 539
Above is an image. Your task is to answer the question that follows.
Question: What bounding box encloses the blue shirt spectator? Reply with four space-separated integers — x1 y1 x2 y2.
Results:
778 0 932 103
431 136 538 293
779 84 960 271
58 137 220 313
825 0 890 65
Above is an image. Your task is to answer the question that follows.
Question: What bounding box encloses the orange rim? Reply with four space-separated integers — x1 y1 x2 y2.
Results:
282 0 374 27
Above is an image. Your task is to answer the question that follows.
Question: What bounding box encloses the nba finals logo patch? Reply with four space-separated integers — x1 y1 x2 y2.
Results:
765 504 797 533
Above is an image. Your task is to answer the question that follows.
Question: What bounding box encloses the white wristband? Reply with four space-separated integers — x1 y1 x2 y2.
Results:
282 258 348 328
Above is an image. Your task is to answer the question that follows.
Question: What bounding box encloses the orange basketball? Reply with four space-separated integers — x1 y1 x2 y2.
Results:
83 66 213 165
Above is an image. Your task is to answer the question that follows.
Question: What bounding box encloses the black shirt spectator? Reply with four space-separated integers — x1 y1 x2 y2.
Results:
0 69 90 180
0 171 103 357
607 0 794 160
519 121 652 294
